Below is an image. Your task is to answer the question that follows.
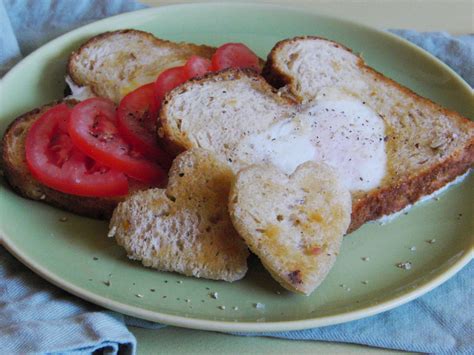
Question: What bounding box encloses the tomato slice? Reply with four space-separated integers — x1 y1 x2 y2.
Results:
184 55 212 78
116 83 172 168
211 43 260 72
154 66 188 103
68 98 166 185
25 104 128 197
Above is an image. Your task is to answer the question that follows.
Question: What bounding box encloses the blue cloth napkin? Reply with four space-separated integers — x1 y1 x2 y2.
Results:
1 1 473 354
0 247 137 354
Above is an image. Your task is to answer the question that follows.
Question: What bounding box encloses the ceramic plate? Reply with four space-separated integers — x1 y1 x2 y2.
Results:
0 3 472 332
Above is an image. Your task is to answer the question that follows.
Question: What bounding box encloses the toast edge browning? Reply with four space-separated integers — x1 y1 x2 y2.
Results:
349 140 473 232
1 101 121 219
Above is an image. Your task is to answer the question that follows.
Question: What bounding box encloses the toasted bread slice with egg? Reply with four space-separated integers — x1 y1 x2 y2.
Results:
263 36 474 231
1 101 147 218
160 38 474 233
229 161 351 295
67 29 216 103
109 148 249 281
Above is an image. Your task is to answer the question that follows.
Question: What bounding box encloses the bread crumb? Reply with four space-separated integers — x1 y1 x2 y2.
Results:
136 294 144 298
233 306 239 311
210 292 219 299
426 239 436 244
410 246 416 251
218 305 226 310
108 226 117 238
254 302 265 310
361 256 370 261
396 261 412 270
59 216 68 222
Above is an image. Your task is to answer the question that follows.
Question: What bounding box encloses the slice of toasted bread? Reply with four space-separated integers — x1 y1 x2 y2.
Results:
1 101 146 219
67 29 216 103
109 148 249 281
229 161 351 295
159 69 296 158
160 38 473 233
263 36 474 231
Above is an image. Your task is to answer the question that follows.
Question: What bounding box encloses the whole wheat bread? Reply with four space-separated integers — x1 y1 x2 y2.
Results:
109 148 249 281
67 29 215 103
229 161 351 294
160 38 474 233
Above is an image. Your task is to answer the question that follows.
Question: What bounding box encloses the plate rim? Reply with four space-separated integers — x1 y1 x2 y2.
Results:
1 233 472 332
0 2 473 332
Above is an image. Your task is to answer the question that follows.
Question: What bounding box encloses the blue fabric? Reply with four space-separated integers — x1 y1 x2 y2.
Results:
0 246 136 354
0 0 146 75
390 30 474 87
0 1 473 354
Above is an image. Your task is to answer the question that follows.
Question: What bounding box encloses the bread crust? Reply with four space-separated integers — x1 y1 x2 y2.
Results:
0 101 144 219
263 36 474 232
349 140 473 232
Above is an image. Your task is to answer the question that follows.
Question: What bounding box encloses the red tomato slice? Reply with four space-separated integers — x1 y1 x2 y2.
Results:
25 103 128 197
68 98 166 185
154 66 188 103
211 43 260 72
184 55 212 78
116 83 172 168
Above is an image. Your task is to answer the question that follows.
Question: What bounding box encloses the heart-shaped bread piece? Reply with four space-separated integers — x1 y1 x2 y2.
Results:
109 148 249 281
228 161 351 294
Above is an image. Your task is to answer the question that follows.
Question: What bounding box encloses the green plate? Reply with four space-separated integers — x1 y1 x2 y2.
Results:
0 3 472 332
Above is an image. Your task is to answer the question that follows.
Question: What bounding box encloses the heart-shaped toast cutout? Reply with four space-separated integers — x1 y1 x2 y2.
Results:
229 161 351 294
109 148 249 281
